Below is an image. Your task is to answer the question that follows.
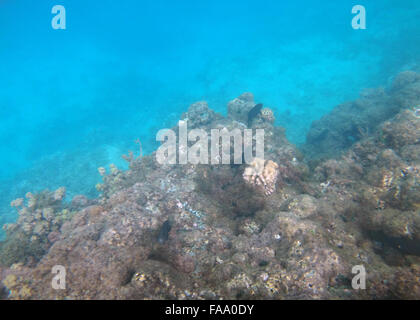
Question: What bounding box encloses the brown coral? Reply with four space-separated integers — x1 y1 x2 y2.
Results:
260 108 275 123
243 158 279 195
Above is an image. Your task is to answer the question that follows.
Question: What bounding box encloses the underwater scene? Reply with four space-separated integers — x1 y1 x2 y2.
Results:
0 0 419 300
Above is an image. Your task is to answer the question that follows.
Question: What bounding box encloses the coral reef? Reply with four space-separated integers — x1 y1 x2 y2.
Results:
181 101 222 129
0 188 75 267
260 108 275 124
0 77 419 299
304 71 420 160
227 92 257 125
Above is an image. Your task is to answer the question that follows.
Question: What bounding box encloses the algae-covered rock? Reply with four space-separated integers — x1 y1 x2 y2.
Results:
227 92 256 124
305 71 420 160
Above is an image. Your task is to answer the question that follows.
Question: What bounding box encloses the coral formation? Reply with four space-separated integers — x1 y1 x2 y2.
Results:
260 108 275 124
181 101 222 129
0 188 76 267
243 158 279 195
227 92 257 125
305 71 420 160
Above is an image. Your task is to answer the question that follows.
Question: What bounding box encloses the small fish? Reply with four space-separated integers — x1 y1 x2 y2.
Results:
248 103 263 127
157 219 172 244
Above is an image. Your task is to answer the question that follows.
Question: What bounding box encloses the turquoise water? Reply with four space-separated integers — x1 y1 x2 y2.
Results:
0 0 419 232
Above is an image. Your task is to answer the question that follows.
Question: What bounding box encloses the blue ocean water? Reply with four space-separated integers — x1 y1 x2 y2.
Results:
0 0 419 234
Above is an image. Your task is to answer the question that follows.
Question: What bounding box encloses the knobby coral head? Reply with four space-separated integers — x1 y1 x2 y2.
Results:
243 158 279 195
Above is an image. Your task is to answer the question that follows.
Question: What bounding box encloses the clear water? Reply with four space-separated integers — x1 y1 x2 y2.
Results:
0 0 419 233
